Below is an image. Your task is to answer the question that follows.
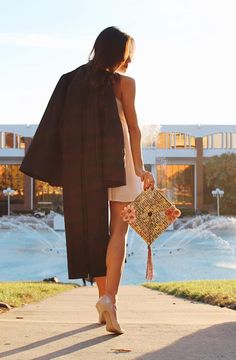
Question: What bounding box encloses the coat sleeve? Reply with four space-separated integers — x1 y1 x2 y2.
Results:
20 74 69 186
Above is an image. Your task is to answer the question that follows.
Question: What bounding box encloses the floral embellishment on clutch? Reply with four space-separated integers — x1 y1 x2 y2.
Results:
165 205 181 223
120 204 136 224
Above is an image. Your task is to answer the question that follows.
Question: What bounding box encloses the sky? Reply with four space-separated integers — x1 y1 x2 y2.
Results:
0 0 236 126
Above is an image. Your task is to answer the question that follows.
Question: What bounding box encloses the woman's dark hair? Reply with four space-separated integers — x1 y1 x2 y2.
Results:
87 26 134 88
89 26 132 71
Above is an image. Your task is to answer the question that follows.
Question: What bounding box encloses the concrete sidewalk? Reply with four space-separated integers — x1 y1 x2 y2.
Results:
0 285 236 360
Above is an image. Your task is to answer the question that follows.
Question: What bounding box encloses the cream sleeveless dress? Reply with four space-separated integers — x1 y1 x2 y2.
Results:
108 97 143 202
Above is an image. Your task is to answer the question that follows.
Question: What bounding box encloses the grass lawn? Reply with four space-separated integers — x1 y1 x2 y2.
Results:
143 279 236 308
0 281 79 313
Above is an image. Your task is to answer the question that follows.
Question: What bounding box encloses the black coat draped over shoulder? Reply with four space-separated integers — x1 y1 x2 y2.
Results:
20 63 126 279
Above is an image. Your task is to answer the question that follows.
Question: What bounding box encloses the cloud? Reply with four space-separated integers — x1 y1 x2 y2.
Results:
0 32 81 49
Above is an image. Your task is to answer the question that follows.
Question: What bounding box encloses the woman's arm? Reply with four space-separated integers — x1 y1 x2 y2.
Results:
120 76 155 190
120 76 144 175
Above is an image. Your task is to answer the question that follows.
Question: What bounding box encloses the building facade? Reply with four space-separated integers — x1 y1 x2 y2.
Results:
0 124 236 214
142 124 236 211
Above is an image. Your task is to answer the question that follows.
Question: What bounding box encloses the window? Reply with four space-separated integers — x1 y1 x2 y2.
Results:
190 136 195 148
182 134 195 148
175 133 185 148
232 133 236 148
166 133 171 148
212 133 222 148
35 180 63 212
156 133 167 149
0 132 25 149
227 133 231 148
223 133 227 149
170 133 175 148
0 165 24 203
156 132 195 149
15 135 25 149
208 135 212 148
203 136 208 149
156 164 194 207
5 133 14 148
175 133 184 148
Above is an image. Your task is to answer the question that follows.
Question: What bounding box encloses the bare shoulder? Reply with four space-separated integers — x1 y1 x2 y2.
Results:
119 75 136 100
118 75 139 130
119 74 135 88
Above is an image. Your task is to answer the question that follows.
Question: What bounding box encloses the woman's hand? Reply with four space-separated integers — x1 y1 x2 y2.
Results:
136 169 155 190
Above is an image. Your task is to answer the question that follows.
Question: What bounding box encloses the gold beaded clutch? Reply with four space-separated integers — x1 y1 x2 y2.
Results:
120 188 181 280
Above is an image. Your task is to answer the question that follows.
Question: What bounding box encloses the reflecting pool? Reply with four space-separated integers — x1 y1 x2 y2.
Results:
0 214 235 285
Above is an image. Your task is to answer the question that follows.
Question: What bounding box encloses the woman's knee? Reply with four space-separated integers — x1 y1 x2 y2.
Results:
108 218 128 248
110 221 128 238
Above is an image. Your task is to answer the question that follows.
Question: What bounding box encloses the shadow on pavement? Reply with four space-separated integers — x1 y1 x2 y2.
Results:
0 323 116 359
135 322 236 360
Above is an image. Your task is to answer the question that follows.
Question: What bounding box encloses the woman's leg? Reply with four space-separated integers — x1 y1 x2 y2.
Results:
94 201 129 302
94 276 106 298
105 201 129 304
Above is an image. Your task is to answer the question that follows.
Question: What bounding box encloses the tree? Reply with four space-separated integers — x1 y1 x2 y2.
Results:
204 153 236 215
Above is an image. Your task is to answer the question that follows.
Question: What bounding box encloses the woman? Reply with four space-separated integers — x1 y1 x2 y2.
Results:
20 26 155 335
90 27 155 334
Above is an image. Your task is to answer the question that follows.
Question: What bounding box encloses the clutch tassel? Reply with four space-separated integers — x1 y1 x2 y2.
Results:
145 244 154 280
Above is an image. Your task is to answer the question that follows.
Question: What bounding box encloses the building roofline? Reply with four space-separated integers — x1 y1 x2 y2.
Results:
1 123 236 138
142 124 236 137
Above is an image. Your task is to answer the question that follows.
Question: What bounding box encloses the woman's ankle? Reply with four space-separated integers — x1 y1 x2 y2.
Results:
98 291 106 298
105 291 116 304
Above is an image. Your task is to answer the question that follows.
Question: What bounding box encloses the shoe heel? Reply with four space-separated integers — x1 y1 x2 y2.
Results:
96 297 124 334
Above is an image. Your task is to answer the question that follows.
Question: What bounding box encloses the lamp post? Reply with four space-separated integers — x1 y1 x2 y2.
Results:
211 188 224 216
3 187 15 216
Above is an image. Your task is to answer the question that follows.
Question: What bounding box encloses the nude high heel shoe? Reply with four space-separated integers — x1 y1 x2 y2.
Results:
96 294 124 334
